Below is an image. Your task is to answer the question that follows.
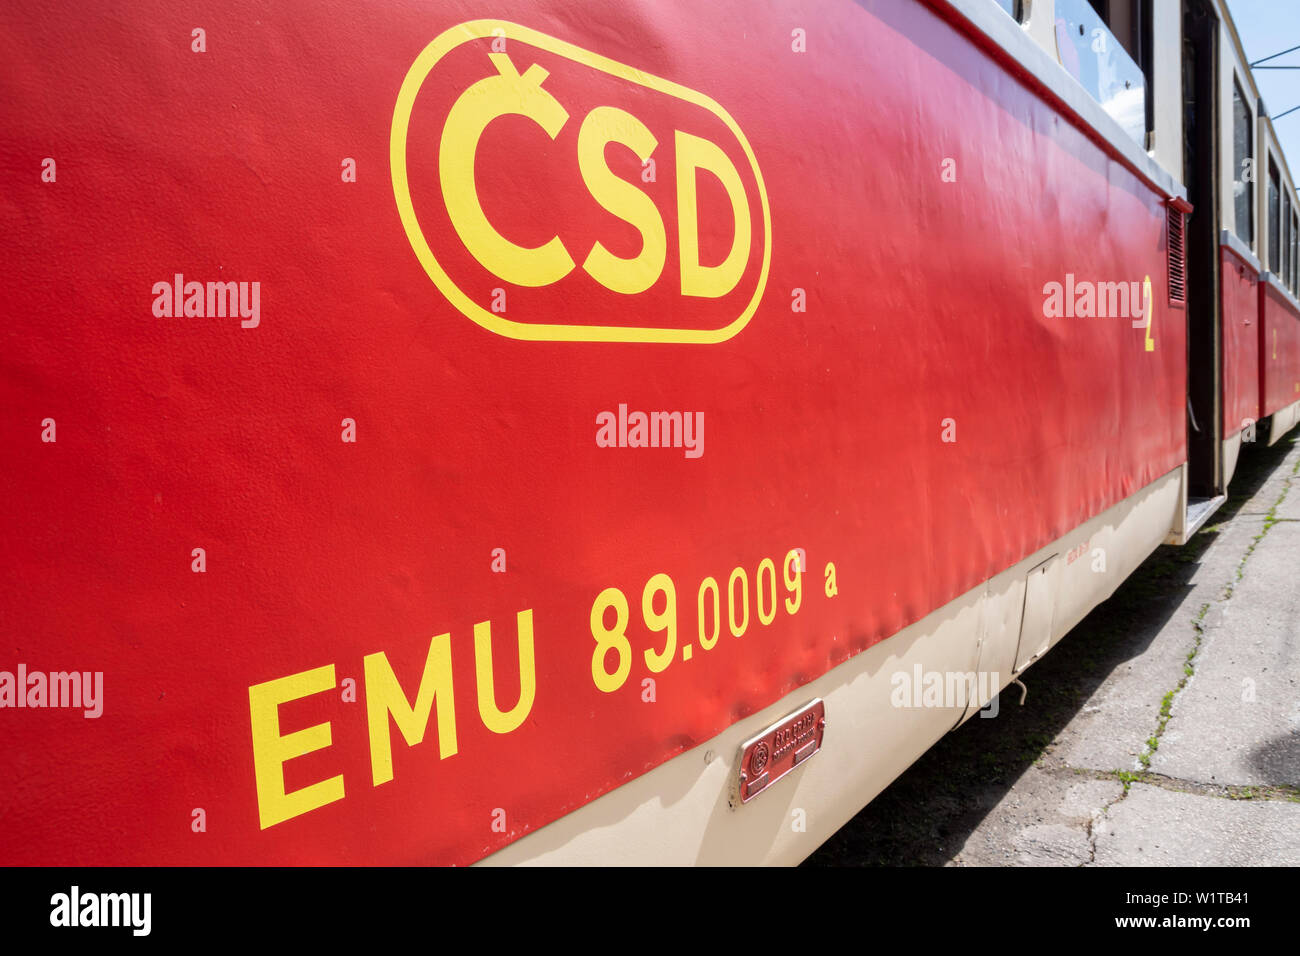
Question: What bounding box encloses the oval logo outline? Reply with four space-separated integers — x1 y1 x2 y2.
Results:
390 19 772 343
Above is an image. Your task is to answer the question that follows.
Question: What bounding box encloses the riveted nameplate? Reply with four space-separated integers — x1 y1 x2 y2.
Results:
733 699 825 805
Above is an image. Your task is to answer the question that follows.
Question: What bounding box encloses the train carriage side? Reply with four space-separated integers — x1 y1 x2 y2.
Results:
1212 3 1300 481
493 0 1202 864
0 0 1290 869
1180 0 1300 509
1217 19 1262 489
493 0 1299 865
1256 117 1300 445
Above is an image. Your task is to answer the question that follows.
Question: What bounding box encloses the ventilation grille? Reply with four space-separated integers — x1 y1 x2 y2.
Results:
1167 206 1187 305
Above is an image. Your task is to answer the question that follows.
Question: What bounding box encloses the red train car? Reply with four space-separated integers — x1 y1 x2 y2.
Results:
1255 114 1300 444
1260 274 1300 441
1 0 1297 866
1210 7 1300 476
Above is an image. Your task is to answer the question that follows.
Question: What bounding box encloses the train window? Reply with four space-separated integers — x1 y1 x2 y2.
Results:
1288 205 1293 292
992 0 1024 22
1292 209 1299 292
1268 161 1281 273
1289 208 1296 292
1233 79 1254 247
1086 1 1140 62
1284 192 1292 288
1084 1 1154 137
1056 0 1148 145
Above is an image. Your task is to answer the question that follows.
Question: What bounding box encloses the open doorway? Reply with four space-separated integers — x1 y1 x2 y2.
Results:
1182 0 1223 499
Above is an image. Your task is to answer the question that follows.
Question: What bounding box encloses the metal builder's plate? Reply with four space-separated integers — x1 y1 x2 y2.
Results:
733 700 825 805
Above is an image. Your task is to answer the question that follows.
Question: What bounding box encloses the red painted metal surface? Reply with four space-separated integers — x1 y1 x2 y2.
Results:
1259 282 1300 419
1221 244 1261 437
1 0 1185 865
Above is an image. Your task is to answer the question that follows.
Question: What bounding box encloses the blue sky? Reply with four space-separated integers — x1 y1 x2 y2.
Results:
1226 0 1300 176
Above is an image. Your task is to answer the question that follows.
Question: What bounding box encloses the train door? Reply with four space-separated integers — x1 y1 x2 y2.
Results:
1181 0 1227 516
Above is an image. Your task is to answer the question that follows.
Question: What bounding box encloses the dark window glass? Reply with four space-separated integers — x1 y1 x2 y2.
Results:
1233 79 1254 246
1284 210 1294 293
1086 0 1154 137
1088 0 1141 63
993 0 1022 21
1059 0 1148 144
1284 193 1292 289
1269 161 1281 273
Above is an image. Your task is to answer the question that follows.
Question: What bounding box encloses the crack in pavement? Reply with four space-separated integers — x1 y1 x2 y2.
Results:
1047 765 1300 803
1080 452 1300 863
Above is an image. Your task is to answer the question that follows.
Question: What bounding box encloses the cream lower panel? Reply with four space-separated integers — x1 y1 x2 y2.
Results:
479 466 1184 867
1268 399 1300 446
1039 466 1183 656
1223 430 1243 488
956 465 1182 727
1164 462 1193 545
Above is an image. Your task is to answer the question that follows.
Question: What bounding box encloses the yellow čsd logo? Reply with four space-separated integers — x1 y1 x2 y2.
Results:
390 20 771 343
